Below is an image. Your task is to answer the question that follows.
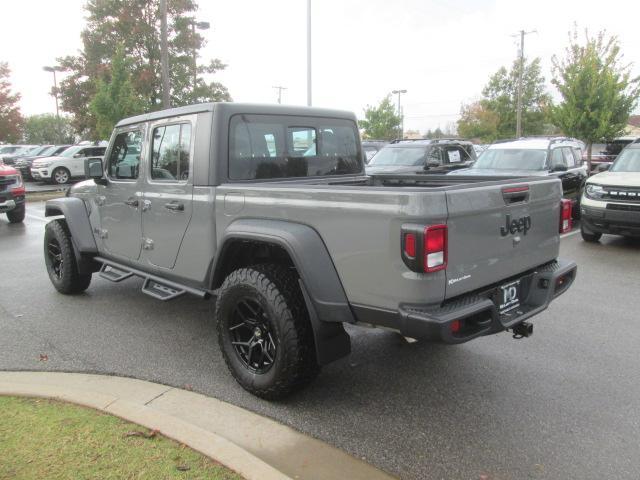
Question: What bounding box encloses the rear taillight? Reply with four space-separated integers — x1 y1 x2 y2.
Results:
424 225 447 272
401 224 448 273
560 199 572 234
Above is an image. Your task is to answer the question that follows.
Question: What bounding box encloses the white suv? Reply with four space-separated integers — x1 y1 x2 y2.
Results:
31 145 106 184
581 140 640 241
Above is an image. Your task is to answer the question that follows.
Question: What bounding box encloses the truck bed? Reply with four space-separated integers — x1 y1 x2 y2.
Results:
213 174 563 310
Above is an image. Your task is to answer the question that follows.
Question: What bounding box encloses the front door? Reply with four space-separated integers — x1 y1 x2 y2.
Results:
96 127 145 261
140 117 195 269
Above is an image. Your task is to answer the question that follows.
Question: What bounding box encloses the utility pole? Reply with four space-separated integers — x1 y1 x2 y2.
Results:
306 0 312 106
273 86 287 104
513 29 536 137
160 0 170 109
392 89 407 139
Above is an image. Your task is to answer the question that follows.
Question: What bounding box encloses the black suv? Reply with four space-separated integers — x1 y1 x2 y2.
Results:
365 138 476 175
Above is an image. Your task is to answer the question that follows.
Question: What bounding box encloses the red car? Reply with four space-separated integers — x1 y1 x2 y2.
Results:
0 163 26 223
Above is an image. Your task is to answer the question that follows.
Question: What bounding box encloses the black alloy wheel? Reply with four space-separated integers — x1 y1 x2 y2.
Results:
228 297 277 374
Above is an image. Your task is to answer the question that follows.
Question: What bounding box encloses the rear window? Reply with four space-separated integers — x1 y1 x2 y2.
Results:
472 148 547 170
229 114 362 180
368 146 426 167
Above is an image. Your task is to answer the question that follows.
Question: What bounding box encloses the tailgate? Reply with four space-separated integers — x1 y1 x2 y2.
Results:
445 178 561 299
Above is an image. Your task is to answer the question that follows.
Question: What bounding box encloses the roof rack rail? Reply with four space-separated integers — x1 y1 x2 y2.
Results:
390 137 468 144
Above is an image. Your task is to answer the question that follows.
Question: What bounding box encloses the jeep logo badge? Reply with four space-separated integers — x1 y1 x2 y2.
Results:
500 214 531 236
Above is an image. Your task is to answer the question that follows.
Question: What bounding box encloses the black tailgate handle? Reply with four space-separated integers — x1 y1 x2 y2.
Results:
502 186 529 204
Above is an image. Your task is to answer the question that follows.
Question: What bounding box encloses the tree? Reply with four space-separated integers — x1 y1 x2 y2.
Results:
457 102 499 142
23 114 76 144
360 95 401 140
90 48 145 139
457 58 552 141
0 62 23 144
58 0 231 138
483 58 552 138
552 29 640 170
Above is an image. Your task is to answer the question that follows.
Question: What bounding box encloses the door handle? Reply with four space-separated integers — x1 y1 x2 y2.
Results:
124 198 139 208
164 201 184 211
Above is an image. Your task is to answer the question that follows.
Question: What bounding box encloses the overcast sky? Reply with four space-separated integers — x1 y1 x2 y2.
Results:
2 0 639 133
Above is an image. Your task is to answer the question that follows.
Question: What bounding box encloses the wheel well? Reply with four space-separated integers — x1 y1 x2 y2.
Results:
212 239 296 289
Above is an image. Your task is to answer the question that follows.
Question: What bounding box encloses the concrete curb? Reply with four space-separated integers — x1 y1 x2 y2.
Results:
0 371 396 480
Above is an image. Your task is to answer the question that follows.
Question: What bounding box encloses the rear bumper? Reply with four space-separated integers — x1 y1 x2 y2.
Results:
582 203 640 237
352 259 577 344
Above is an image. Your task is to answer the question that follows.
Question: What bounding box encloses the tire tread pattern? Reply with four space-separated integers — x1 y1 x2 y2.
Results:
44 219 92 294
216 264 319 399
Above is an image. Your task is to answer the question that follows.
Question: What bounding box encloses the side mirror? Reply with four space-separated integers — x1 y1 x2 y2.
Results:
551 164 568 172
85 157 107 185
73 152 83 158
597 163 611 172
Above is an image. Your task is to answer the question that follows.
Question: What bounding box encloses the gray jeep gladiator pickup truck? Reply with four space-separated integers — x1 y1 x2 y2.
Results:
43 103 577 399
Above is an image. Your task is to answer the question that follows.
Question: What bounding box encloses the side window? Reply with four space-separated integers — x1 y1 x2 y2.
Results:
563 148 576 167
76 149 89 158
107 130 143 180
550 148 566 168
151 123 191 181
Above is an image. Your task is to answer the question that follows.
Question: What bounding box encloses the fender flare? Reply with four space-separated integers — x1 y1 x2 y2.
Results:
45 197 98 254
45 197 99 275
213 219 352 365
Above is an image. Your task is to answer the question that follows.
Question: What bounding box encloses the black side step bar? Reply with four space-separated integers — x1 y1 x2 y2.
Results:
95 256 209 301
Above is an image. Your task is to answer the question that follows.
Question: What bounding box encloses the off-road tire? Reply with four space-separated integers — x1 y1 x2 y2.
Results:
581 226 602 243
44 219 92 294
216 264 319 399
52 167 71 185
6 204 25 223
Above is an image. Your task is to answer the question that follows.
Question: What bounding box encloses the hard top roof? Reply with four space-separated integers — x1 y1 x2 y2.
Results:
116 102 358 128
489 136 581 150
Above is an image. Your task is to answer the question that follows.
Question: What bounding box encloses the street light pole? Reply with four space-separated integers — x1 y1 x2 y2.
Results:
43 65 63 142
392 89 407 140
192 20 210 98
160 0 170 109
306 0 312 106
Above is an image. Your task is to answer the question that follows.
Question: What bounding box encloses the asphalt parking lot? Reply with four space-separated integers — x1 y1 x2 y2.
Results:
1 203 640 480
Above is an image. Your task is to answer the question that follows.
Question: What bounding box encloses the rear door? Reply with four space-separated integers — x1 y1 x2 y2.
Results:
140 116 195 269
444 178 561 299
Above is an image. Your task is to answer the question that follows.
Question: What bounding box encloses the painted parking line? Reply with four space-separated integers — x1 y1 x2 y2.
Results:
25 214 48 223
560 229 581 239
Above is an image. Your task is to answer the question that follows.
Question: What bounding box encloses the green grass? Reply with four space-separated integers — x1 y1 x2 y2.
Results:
0 396 243 480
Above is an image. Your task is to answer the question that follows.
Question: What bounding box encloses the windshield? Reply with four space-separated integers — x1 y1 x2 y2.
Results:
30 146 52 156
610 148 640 172
59 146 82 158
0 146 18 154
38 146 58 157
368 147 426 167
472 148 547 170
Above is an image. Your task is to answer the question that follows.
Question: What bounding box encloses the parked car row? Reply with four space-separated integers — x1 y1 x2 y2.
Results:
0 143 107 185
